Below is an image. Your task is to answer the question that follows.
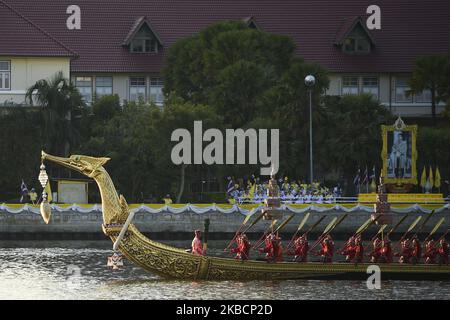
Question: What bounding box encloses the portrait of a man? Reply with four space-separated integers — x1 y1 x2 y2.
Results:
387 130 412 178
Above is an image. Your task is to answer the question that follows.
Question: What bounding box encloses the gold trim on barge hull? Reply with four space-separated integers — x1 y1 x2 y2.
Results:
104 224 450 281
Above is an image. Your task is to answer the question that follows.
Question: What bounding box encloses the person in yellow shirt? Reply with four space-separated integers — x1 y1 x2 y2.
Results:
28 188 38 205
163 194 173 205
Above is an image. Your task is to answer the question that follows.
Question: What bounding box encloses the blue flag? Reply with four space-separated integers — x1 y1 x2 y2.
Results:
20 179 28 203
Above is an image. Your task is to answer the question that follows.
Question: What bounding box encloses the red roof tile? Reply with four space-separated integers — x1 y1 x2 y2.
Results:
0 0 76 57
2 0 450 73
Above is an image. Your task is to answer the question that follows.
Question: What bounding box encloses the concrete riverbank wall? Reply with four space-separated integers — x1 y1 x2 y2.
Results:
0 208 449 240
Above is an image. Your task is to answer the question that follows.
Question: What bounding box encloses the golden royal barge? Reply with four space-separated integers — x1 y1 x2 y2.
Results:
39 152 450 281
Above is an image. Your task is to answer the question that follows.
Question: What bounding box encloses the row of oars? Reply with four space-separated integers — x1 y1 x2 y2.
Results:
223 209 448 255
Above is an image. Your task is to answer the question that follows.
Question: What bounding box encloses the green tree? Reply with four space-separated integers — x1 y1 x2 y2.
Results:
408 53 450 125
319 94 393 193
25 71 85 157
164 20 328 128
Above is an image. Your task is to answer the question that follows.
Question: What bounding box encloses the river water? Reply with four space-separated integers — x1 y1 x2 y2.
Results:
0 240 448 300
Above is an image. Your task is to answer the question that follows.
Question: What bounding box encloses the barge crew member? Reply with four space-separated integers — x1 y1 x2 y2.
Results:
288 235 309 262
423 239 437 264
231 232 251 260
191 230 204 256
437 239 449 265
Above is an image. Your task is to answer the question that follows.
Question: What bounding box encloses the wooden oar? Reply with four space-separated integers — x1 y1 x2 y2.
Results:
340 216 379 251
273 213 296 234
364 224 388 251
411 210 436 238
424 218 445 241
252 219 279 249
308 216 338 252
398 216 422 242
437 228 450 242
303 215 326 236
286 212 311 249
386 214 409 237
203 218 210 252
326 214 348 235
253 214 295 249
309 214 349 253
224 208 257 251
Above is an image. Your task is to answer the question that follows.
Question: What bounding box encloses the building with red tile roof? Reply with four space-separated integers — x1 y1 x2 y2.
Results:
1 0 449 115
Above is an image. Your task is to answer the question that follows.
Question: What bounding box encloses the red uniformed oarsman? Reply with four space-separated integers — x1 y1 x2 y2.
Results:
410 236 422 264
423 239 437 264
231 232 251 260
317 234 334 263
272 232 284 262
379 236 393 263
436 239 449 265
290 235 309 262
340 235 356 263
396 238 412 264
353 235 364 264
369 236 382 263
260 233 275 262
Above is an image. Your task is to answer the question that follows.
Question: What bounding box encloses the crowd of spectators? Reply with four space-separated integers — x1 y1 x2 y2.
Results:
226 176 342 204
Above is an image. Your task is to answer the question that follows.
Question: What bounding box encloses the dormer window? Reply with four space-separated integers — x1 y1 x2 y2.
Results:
130 24 158 53
123 17 163 54
343 25 371 54
335 16 375 55
243 16 261 30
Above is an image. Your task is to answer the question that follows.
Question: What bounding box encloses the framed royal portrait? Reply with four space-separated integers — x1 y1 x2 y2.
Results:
381 117 418 185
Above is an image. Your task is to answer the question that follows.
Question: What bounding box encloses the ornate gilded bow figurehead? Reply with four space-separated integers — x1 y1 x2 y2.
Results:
41 151 110 178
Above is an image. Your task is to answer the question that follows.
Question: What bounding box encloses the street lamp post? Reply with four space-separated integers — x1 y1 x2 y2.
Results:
305 75 316 185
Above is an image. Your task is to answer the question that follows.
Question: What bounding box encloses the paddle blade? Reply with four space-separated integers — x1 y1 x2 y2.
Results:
329 214 348 233
388 214 409 235
378 224 388 235
274 214 295 233
355 217 373 235
408 216 423 232
418 210 435 232
306 215 326 234
428 217 445 238
323 217 337 234
243 208 256 225
271 220 278 229
297 212 311 232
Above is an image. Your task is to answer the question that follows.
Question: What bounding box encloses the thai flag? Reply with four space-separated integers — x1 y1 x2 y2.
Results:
226 177 234 195
20 179 28 203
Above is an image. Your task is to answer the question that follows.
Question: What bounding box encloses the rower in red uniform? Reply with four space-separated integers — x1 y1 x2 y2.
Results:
353 235 364 264
340 235 356 263
231 232 251 260
369 236 382 263
379 236 393 263
396 238 412 264
317 235 334 263
260 233 275 262
423 239 437 264
272 232 284 262
191 230 204 256
410 236 421 264
288 235 309 262
437 239 449 265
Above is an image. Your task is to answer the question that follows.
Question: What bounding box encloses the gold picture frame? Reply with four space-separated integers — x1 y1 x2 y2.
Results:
381 117 418 185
